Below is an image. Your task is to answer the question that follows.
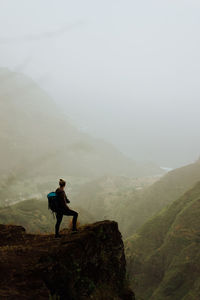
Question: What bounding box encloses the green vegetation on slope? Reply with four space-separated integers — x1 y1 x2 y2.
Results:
0 199 95 233
125 181 200 300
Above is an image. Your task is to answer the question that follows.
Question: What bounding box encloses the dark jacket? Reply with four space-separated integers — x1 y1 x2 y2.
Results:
55 188 70 212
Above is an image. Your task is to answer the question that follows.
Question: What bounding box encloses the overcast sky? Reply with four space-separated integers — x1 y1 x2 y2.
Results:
0 0 200 167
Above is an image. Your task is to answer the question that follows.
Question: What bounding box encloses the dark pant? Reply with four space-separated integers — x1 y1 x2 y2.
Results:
55 209 78 235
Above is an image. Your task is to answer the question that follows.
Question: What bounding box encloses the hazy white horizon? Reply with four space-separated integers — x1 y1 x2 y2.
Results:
0 0 200 167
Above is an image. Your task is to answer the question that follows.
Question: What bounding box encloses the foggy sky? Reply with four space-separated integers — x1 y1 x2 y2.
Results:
0 0 200 167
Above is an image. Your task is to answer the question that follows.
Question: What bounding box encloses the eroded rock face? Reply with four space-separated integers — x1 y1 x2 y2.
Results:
0 221 134 300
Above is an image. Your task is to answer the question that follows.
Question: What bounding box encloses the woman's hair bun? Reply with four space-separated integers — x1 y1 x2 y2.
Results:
59 178 66 186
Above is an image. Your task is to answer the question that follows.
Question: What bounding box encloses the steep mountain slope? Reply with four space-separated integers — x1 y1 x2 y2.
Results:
0 68 162 205
73 161 200 237
125 181 200 300
0 221 134 300
0 199 95 233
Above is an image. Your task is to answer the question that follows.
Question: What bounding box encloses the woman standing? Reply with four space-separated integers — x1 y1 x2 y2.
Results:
55 179 78 238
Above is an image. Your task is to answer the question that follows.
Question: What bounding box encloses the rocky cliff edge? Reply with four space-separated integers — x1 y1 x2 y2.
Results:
0 221 134 300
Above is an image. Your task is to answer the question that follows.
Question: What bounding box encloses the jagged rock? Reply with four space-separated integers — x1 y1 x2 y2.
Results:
0 221 134 300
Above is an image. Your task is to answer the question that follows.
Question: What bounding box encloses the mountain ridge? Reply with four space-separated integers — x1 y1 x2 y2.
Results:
72 161 200 237
0 68 162 206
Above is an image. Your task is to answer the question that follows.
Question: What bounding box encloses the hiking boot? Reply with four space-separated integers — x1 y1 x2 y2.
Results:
55 234 62 238
71 229 78 234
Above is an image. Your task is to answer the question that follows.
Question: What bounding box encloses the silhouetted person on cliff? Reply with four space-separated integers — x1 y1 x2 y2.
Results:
55 179 78 238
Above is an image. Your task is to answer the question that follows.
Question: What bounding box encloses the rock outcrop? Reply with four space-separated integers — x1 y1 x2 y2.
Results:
0 221 134 300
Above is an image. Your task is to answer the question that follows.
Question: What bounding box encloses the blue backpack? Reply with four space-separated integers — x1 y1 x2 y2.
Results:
47 192 58 213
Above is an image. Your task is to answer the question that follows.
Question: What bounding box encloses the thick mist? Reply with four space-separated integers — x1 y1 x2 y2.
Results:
0 0 200 167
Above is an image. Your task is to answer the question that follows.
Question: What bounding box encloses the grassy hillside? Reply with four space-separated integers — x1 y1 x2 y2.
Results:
125 181 200 300
73 161 200 237
0 199 95 233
